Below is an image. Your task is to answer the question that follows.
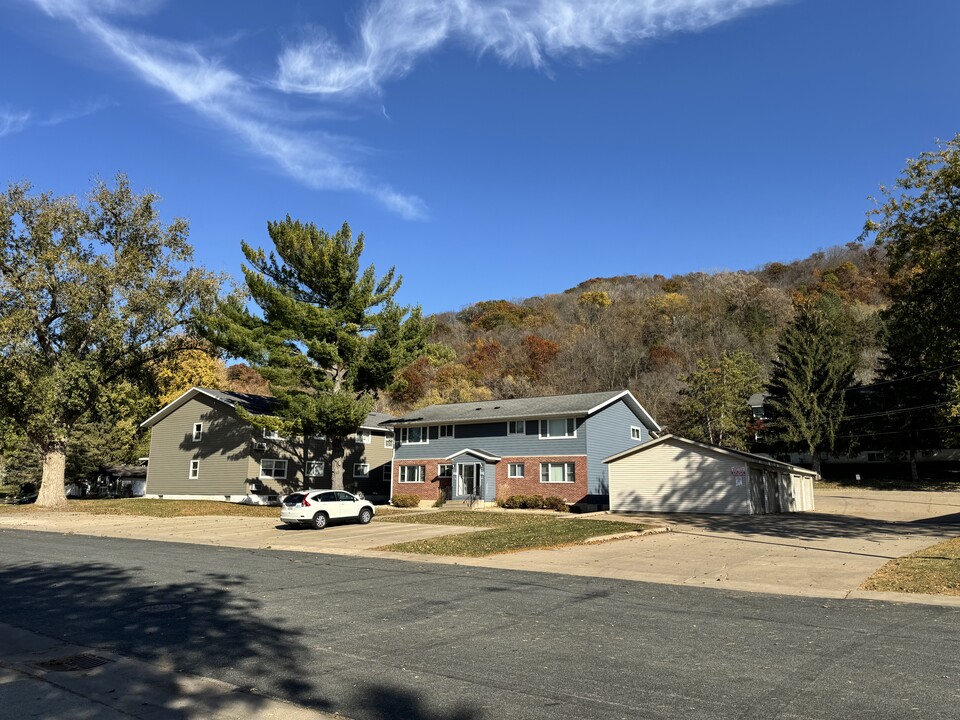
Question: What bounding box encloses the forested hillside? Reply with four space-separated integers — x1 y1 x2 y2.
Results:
386 242 890 434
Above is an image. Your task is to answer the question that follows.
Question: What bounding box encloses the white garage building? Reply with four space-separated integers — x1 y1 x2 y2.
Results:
604 435 816 515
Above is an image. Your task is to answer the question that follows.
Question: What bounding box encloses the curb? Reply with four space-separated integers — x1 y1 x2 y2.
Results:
584 525 672 544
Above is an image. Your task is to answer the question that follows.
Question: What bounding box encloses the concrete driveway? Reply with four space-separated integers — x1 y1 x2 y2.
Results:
2 488 958 602
461 488 960 600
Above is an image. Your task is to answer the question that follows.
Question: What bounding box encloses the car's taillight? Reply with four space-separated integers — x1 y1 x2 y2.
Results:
302 496 311 506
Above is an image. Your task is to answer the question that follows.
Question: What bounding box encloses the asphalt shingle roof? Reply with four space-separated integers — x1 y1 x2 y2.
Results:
384 390 638 426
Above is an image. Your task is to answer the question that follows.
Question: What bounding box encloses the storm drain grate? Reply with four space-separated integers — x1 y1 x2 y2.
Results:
32 654 112 672
140 603 183 613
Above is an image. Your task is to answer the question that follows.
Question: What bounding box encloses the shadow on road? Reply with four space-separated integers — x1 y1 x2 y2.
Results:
0 560 324 718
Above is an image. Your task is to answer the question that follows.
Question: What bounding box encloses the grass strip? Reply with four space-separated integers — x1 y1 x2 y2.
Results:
861 536 960 596
378 511 646 556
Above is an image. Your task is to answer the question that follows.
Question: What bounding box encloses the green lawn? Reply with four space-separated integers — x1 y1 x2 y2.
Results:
377 510 648 556
861 536 960 596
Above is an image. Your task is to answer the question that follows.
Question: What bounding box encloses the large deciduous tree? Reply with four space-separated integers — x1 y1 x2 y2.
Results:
766 302 858 476
674 350 763 450
862 135 960 474
0 175 223 506
201 217 429 490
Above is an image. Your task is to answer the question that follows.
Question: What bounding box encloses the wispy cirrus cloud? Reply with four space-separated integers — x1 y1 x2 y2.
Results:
276 0 782 96
0 109 31 138
29 0 781 218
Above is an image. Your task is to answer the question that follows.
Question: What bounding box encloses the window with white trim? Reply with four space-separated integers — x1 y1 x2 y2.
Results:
260 459 287 479
438 424 454 438
384 435 394 448
192 423 203 441
507 420 525 435
399 465 425 483
508 462 525 478
383 464 392 481
263 428 284 440
540 418 576 438
540 462 575 483
306 460 324 478
400 427 428 444
189 460 200 479
630 426 643 440
438 463 453 478
354 463 369 478
357 429 371 444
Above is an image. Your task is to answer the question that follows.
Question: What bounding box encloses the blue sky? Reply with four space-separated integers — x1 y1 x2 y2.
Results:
2 0 958 315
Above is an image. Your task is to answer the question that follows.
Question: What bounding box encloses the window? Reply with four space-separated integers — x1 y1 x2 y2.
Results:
263 428 284 440
630 426 643 440
384 435 394 449
438 463 453 478
357 429 371 444
260 459 287 479
540 462 575 483
192 423 203 441
508 463 525 478
306 460 324 478
540 418 576 438
189 460 200 479
508 420 525 435
399 465 425 483
354 463 369 478
400 427 428 444
438 424 454 438
383 464 392 481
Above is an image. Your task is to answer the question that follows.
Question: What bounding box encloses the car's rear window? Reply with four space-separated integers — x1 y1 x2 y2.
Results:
283 493 306 504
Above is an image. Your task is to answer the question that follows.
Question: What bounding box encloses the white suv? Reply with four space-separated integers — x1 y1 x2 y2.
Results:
280 489 375 530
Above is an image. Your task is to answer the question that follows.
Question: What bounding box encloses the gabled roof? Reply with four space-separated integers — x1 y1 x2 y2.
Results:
443 448 502 462
603 434 817 477
382 389 660 431
140 387 393 431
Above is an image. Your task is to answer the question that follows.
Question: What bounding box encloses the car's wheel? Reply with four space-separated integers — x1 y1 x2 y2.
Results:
358 507 373 525
312 512 328 530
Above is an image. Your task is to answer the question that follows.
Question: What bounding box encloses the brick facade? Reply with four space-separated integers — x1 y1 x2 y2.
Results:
391 456 588 503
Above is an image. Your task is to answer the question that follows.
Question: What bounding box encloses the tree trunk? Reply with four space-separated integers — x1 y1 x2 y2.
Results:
330 437 345 491
811 446 822 479
909 448 919 481
37 440 68 507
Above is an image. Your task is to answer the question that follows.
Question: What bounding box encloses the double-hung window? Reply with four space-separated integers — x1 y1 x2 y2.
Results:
306 460 324 478
260 459 287 479
399 465 425 483
192 423 203 441
540 462 575 483
400 427 428 444
189 460 200 479
630 426 643 440
354 463 370 478
384 435 394 448
540 418 576 439
357 429 371 444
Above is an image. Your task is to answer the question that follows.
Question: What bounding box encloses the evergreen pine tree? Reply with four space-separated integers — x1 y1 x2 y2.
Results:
201 217 430 490
766 303 857 476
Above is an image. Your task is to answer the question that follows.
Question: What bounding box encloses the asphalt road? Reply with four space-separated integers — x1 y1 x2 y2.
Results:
1 530 957 720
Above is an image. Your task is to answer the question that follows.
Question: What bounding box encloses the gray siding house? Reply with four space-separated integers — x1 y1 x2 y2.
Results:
385 390 660 508
605 435 816 514
140 388 394 503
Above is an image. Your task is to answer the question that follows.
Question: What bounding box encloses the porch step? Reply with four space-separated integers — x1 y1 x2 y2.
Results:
440 499 491 509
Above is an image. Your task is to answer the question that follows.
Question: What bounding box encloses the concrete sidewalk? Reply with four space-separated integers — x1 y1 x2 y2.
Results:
0 622 337 720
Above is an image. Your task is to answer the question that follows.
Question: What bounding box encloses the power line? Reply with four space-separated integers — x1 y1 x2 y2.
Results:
847 361 960 390
833 422 960 441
